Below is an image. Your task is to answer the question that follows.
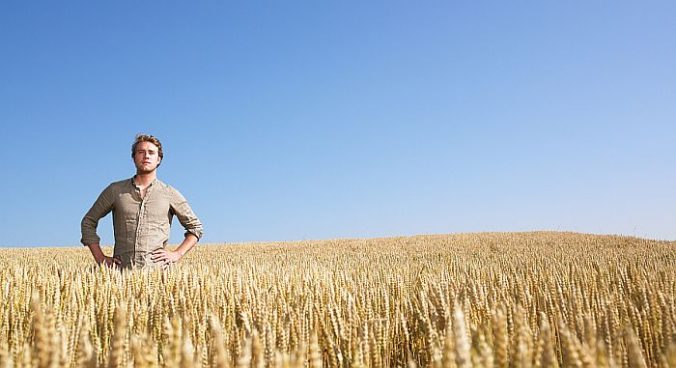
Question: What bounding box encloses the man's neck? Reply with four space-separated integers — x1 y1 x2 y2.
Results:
134 172 157 188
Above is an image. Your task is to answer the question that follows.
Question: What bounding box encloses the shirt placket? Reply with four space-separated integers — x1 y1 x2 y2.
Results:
133 182 154 265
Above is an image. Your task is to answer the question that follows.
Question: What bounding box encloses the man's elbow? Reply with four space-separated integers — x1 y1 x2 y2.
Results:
80 216 100 246
185 227 203 242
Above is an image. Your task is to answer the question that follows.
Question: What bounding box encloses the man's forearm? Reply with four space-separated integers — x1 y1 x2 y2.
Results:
86 243 106 263
174 234 199 258
87 243 121 267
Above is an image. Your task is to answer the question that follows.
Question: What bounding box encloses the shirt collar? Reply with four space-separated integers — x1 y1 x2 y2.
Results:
131 176 158 189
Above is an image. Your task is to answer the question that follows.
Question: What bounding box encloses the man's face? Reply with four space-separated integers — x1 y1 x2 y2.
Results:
133 141 161 174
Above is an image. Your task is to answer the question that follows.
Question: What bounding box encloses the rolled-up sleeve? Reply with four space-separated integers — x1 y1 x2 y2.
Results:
81 185 115 246
169 187 203 241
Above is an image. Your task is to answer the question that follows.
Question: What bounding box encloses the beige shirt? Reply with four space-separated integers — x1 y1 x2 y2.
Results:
81 177 203 268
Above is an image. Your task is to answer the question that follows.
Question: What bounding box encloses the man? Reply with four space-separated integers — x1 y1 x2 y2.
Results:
81 134 203 268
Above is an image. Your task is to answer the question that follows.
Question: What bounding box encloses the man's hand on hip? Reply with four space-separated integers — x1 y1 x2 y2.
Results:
100 256 121 268
151 248 182 265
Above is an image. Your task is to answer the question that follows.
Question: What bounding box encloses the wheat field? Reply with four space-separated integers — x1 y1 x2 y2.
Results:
0 232 674 367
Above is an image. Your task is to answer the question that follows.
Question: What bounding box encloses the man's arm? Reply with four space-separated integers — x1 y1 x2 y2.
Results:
151 234 198 265
151 186 203 265
87 243 121 267
81 185 117 266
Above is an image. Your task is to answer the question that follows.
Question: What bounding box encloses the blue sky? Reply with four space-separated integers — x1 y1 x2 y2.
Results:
1 1 674 246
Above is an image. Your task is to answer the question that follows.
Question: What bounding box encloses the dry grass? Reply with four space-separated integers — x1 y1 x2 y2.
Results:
0 232 674 367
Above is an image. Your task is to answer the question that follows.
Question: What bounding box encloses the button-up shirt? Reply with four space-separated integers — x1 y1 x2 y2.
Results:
81 177 203 268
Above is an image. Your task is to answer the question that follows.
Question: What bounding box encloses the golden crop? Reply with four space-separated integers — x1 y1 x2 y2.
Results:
0 232 674 367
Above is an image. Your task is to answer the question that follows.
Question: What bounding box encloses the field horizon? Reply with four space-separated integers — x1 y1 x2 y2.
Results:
2 230 673 250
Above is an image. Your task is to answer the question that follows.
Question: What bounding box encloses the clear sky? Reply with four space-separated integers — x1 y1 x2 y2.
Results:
1 1 674 247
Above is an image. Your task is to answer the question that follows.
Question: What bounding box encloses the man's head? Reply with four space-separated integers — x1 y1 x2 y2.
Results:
132 134 163 173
